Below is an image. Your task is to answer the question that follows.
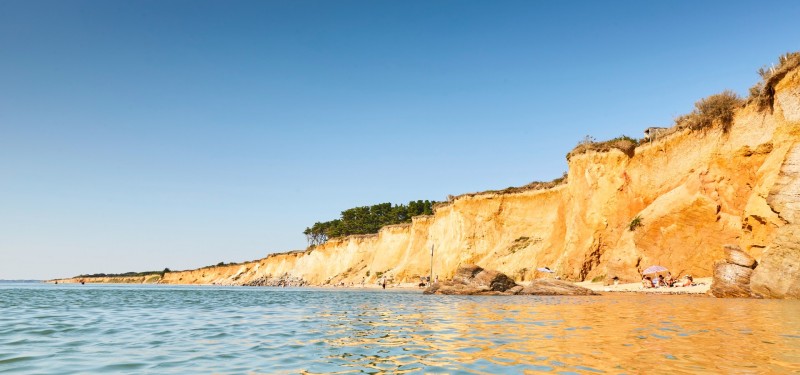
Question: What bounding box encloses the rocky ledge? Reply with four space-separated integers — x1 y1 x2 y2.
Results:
712 242 800 299
710 245 757 298
241 275 307 287
423 265 598 296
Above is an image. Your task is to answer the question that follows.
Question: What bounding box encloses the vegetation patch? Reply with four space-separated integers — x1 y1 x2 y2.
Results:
566 135 639 161
76 270 168 278
674 90 744 133
507 236 535 254
304 200 437 245
629 215 643 231
439 173 569 207
144 275 161 283
749 52 800 110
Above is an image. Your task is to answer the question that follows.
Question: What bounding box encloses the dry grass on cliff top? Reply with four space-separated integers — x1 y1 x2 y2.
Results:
566 135 639 161
748 51 800 110
434 172 568 208
673 90 745 133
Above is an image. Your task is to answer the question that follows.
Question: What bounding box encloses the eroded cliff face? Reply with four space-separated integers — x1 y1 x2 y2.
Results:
66 68 800 296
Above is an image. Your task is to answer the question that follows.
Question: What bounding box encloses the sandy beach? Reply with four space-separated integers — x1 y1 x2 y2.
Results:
576 277 712 295
321 278 713 295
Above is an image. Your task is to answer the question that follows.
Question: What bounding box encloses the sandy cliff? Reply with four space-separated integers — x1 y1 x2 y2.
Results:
63 66 800 297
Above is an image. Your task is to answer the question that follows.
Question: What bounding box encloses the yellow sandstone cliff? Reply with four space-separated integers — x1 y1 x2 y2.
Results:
62 63 800 295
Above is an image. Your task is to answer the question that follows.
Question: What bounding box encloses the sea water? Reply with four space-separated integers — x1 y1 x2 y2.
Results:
1 282 799 374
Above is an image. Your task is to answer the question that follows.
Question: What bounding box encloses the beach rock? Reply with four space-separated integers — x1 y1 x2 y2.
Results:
507 285 524 295
424 265 597 296
519 279 599 296
449 265 515 291
472 269 518 292
723 245 757 268
452 264 483 283
425 265 515 295
748 145 800 299
710 261 754 298
241 275 307 287
750 238 800 299
423 281 480 295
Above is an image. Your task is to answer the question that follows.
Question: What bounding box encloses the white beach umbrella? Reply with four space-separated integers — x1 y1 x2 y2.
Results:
642 265 668 275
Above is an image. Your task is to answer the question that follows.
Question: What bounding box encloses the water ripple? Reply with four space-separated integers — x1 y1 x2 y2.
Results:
1 283 799 374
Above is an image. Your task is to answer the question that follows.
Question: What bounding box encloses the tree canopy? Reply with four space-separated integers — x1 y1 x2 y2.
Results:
303 200 436 246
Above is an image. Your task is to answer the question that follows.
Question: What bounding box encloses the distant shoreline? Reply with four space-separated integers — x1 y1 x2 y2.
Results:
45 278 713 296
0 280 43 283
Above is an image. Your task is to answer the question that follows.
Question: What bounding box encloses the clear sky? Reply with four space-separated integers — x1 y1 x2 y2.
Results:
1 1 798 279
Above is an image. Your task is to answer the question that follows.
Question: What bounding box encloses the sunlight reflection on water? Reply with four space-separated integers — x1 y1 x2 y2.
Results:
1 283 798 374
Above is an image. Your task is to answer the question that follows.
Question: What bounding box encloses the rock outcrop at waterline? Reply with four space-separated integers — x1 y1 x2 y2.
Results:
242 274 307 287
749 141 800 299
710 245 757 298
423 265 597 296
56 60 800 299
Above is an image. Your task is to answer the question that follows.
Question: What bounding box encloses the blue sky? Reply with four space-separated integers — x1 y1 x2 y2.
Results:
1 1 799 279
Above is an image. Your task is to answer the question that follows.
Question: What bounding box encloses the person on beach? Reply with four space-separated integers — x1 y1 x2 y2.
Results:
678 275 694 287
653 275 661 288
642 276 652 288
382 277 386 289
664 273 675 287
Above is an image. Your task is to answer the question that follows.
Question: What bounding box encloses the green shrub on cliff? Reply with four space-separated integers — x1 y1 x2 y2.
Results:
76 270 165 278
628 215 643 231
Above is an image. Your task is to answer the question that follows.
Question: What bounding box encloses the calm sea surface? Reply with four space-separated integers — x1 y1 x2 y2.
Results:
1 283 799 374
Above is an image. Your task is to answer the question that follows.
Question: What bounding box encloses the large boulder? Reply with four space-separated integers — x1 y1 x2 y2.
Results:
452 264 483 283
450 264 516 291
710 261 754 298
423 281 483 295
471 269 518 292
425 265 515 295
723 245 757 268
424 265 598 296
519 279 599 296
750 239 800 299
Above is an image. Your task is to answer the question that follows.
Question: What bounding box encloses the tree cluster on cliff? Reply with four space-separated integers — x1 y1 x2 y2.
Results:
303 200 436 245
76 270 168 278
